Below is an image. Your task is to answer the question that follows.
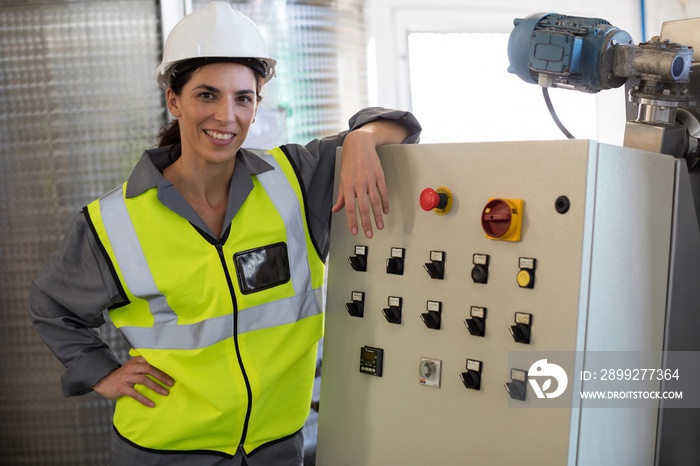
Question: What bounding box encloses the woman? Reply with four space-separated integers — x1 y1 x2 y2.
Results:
29 3 421 465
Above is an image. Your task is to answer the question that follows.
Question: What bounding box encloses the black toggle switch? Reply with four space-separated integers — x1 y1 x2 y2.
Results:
423 250 445 280
383 306 402 324
465 306 487 337
465 317 485 336
505 380 527 401
348 256 366 272
346 301 363 318
509 312 532 344
421 301 442 330
505 368 528 401
382 296 402 324
510 324 530 343
424 262 444 279
421 311 441 329
345 291 365 318
387 257 404 275
461 371 481 390
348 245 368 272
386 247 405 275
460 359 483 390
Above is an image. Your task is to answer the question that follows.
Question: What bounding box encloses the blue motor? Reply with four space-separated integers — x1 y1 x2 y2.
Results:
507 13 633 93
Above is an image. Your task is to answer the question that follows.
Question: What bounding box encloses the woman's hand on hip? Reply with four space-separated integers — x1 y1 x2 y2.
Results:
93 356 175 408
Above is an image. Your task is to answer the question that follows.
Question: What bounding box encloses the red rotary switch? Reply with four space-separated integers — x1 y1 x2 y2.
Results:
481 199 512 238
481 198 524 241
419 187 453 215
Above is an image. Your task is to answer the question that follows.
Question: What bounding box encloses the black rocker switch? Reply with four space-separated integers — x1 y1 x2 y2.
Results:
464 306 487 337
423 250 445 279
382 296 402 324
505 368 528 401
420 301 442 330
509 312 532 344
345 291 365 318
460 359 483 391
386 247 405 275
348 245 368 272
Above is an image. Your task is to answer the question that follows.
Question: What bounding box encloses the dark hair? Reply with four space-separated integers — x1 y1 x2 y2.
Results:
158 121 183 148
157 62 265 148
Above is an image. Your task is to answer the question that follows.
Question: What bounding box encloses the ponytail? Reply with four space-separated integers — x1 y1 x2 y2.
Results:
158 120 181 147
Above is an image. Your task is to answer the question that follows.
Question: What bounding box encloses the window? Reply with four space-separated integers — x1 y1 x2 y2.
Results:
407 31 600 143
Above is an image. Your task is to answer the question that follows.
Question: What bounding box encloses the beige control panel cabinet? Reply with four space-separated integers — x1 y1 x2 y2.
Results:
316 140 678 466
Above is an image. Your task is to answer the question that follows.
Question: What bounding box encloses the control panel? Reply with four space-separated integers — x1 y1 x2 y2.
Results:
359 345 384 377
316 140 689 465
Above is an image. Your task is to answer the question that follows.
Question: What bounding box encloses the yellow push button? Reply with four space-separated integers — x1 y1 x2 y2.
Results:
516 269 534 288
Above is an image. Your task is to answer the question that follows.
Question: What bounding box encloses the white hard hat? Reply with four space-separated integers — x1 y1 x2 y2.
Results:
156 2 276 89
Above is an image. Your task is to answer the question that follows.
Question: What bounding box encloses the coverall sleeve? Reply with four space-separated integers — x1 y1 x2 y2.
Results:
28 211 124 397
284 107 422 259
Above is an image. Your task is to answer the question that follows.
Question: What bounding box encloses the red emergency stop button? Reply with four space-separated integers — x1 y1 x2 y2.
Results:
420 188 443 210
481 198 524 241
419 186 453 215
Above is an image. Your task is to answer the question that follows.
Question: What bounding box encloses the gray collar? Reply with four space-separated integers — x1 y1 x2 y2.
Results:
123 145 276 239
125 145 274 198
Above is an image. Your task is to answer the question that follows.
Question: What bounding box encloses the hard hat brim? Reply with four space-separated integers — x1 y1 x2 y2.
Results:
157 56 276 89
173 57 269 81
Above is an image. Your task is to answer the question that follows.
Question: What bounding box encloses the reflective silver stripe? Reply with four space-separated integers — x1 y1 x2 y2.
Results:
256 152 312 296
238 287 323 333
119 287 323 349
120 313 232 350
99 185 177 326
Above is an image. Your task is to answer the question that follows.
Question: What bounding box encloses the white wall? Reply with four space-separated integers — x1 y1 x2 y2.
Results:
365 0 700 144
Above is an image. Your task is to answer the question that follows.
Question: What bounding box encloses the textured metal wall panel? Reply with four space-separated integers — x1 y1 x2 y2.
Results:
1 1 367 464
0 1 163 464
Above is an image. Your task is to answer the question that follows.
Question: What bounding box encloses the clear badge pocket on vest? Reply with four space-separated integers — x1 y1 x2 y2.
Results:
234 242 291 294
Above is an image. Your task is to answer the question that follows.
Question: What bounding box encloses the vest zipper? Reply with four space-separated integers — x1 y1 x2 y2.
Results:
215 241 253 452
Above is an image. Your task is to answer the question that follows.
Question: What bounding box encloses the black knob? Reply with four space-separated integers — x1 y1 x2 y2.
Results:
345 301 363 318
555 195 570 214
471 264 488 284
509 323 531 344
505 380 527 401
382 306 402 324
420 311 441 329
348 255 367 272
465 317 485 337
386 257 404 275
424 261 444 279
460 371 481 390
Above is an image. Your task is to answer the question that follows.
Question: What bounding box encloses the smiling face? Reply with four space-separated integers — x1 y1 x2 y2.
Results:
166 62 260 167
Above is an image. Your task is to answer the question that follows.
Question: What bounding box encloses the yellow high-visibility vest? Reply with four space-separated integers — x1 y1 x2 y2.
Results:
85 148 325 456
